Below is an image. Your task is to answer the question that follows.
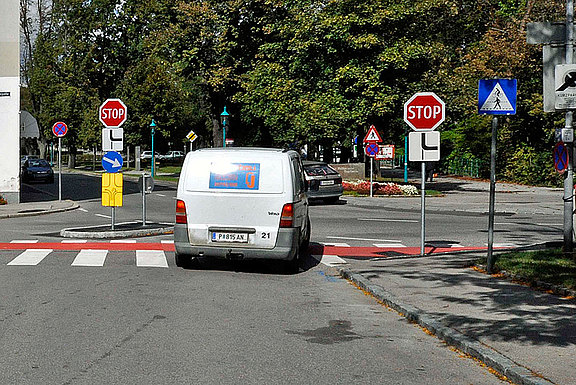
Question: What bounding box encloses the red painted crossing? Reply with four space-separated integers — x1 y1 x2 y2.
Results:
0 242 491 258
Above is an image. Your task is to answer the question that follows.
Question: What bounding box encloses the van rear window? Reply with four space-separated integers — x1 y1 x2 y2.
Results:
209 163 260 190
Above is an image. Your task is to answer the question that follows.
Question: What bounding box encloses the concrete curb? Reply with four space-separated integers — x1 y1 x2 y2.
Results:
339 268 555 385
61 221 174 239
0 200 79 219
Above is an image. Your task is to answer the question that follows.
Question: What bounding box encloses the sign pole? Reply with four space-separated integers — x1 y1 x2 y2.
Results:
404 134 408 183
142 174 147 226
370 157 373 197
420 161 426 256
564 0 575 253
111 206 115 230
58 137 62 201
487 117 498 272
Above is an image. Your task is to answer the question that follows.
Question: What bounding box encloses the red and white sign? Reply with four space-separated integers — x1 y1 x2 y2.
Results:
99 98 127 128
363 125 382 143
404 92 445 131
375 145 395 160
52 121 68 137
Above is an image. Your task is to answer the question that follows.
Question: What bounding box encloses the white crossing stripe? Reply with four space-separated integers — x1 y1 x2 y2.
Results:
61 239 88 243
156 193 166 197
323 243 350 247
72 250 108 267
161 240 174 244
373 243 406 248
8 249 52 266
111 239 137 243
136 250 169 268
312 254 348 267
489 243 518 248
10 240 38 243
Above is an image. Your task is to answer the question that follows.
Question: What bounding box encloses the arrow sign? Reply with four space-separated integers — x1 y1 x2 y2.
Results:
102 151 123 173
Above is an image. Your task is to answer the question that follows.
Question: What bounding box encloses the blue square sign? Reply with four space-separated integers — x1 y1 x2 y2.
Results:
478 79 517 115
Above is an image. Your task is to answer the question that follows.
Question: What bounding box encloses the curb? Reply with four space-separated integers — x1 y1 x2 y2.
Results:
61 222 174 239
339 268 555 385
0 200 79 219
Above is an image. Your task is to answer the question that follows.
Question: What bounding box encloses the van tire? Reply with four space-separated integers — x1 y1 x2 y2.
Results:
301 218 311 251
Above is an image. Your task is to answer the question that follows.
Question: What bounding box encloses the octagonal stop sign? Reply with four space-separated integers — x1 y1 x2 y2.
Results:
99 98 127 127
404 92 445 131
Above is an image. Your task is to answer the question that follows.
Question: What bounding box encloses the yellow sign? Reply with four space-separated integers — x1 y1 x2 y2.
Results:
186 130 197 142
102 173 123 207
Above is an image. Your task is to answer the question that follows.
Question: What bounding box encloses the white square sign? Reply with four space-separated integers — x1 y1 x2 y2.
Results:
409 131 440 162
102 127 123 152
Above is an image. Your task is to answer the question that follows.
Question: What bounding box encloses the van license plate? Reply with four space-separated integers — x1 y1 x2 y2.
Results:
320 180 335 186
211 232 248 243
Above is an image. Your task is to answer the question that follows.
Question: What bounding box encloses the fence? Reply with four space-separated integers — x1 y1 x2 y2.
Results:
443 157 484 178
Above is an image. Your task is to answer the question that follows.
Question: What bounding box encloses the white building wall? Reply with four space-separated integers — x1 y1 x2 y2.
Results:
0 0 20 203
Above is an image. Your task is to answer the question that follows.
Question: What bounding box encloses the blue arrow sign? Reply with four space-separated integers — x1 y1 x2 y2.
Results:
102 151 123 173
478 79 517 115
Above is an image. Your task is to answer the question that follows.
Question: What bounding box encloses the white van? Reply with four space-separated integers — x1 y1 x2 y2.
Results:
174 148 310 271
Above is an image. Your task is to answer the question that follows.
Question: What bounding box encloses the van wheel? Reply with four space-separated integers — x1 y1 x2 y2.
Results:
175 253 199 269
302 218 311 250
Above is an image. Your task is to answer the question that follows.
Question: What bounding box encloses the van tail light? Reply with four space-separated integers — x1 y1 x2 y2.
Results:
176 200 187 224
280 203 294 228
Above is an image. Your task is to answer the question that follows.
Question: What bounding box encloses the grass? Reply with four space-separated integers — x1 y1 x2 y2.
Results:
492 249 576 290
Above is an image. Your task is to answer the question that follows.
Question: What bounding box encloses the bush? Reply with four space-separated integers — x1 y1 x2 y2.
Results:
343 180 418 196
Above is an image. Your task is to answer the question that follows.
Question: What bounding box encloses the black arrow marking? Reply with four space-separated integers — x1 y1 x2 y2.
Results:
109 129 123 142
421 133 438 150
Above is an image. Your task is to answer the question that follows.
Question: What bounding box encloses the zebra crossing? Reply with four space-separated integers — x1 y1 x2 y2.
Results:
0 239 521 269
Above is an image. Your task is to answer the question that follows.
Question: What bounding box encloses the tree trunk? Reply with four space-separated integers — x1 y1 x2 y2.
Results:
212 116 222 148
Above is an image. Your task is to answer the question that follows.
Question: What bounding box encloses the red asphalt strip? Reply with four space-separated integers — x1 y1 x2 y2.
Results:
0 243 489 257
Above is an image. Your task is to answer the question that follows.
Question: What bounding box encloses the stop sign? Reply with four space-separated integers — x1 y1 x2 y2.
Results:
99 98 127 127
403 92 445 131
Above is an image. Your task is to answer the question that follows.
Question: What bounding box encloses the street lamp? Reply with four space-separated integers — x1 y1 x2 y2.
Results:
220 106 229 147
150 119 156 177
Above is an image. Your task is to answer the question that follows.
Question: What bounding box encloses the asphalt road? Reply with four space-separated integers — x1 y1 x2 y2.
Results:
0 171 551 384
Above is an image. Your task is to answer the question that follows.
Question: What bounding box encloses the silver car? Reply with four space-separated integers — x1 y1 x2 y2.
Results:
303 160 343 203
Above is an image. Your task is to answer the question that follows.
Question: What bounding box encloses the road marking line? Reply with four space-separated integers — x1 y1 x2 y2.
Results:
156 193 166 197
95 214 111 219
161 240 174 244
8 249 52 266
373 243 406 248
487 243 518 248
323 242 350 247
326 236 402 243
72 250 108 267
61 240 88 243
78 208 89 213
136 250 168 268
358 218 418 223
110 239 137 243
10 240 38 243
312 254 348 267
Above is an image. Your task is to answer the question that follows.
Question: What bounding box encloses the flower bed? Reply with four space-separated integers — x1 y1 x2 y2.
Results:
343 180 418 196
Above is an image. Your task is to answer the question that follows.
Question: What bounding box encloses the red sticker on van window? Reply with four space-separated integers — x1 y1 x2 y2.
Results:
209 163 260 190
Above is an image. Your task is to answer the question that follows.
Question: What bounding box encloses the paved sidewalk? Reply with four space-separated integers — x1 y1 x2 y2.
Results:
0 199 77 219
339 250 575 385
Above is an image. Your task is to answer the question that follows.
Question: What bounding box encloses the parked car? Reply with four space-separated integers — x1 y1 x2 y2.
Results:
174 148 310 272
160 151 184 161
140 151 159 160
21 155 39 166
302 160 343 203
21 159 54 184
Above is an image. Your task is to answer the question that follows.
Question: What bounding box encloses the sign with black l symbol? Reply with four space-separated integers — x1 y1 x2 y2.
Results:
102 127 124 152
408 131 440 162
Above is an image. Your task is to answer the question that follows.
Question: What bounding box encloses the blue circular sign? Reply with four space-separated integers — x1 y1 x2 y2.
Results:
102 151 123 173
365 143 379 157
52 122 68 137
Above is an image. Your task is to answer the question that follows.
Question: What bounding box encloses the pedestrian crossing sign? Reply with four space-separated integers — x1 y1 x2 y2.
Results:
363 125 382 143
478 79 517 115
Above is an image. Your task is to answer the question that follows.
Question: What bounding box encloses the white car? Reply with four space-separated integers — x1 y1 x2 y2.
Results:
174 148 311 272
160 151 184 161
140 151 159 160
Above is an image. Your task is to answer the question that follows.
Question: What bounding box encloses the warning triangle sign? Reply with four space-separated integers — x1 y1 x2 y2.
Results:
363 125 382 143
480 83 514 112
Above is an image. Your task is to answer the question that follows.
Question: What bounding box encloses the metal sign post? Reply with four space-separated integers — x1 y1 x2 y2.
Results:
58 137 62 201
478 79 517 272
420 162 426 255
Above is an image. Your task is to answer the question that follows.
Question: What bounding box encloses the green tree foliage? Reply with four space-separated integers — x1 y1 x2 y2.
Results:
22 0 569 185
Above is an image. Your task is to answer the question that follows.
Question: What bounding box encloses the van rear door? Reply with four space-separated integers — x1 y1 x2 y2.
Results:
180 152 291 249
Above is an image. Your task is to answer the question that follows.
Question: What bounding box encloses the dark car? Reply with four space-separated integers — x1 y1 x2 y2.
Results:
21 159 54 184
303 160 343 203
